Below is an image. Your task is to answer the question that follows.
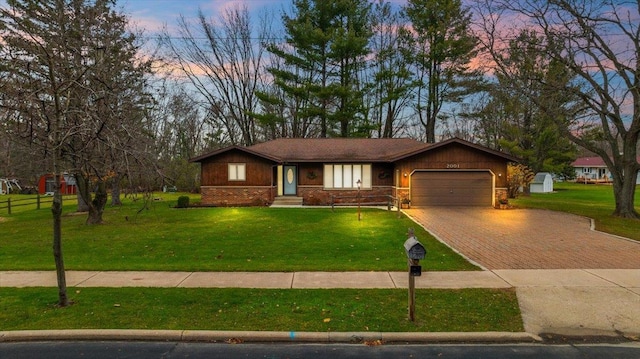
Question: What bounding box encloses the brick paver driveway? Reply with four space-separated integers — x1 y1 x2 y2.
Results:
406 208 640 269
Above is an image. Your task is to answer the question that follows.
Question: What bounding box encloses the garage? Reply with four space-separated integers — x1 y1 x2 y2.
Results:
411 171 493 207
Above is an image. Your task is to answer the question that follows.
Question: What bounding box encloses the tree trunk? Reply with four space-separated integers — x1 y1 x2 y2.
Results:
86 181 108 224
52 174 69 307
111 174 122 206
76 190 89 212
612 161 639 219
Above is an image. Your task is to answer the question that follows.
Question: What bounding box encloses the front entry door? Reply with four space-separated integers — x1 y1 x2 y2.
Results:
283 165 297 195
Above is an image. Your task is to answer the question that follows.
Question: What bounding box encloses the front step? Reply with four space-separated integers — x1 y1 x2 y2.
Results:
271 196 303 207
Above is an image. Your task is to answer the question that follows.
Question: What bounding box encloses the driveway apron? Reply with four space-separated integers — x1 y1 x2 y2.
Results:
405 208 640 270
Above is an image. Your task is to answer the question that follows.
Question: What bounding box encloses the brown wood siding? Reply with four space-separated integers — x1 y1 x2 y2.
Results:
395 143 509 188
372 164 394 187
200 150 275 186
411 171 493 206
298 163 323 186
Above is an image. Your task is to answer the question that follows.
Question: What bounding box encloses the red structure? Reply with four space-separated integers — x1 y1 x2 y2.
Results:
38 174 77 195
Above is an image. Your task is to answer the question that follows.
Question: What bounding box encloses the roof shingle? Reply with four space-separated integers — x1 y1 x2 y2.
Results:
248 138 428 162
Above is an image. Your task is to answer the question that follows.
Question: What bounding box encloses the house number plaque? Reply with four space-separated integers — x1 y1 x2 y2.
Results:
446 163 460 168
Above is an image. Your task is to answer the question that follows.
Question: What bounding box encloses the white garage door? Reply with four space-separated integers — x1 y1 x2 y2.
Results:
411 171 493 206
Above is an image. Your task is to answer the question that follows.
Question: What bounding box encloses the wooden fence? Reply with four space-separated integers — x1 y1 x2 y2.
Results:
0 194 76 214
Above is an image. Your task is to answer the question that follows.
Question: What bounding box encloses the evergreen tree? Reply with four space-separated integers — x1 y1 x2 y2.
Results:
402 0 481 143
261 0 372 137
489 30 578 179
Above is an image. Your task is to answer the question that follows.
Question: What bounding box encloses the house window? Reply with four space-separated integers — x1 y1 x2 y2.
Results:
228 163 246 181
583 168 591 173
323 164 371 189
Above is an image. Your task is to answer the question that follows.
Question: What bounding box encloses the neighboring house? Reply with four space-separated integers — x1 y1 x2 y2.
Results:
530 172 553 193
572 157 640 184
190 137 519 208
38 173 77 195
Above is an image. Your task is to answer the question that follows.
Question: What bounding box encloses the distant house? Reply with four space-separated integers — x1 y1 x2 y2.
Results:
190 137 519 208
530 172 553 193
38 173 77 195
572 157 640 184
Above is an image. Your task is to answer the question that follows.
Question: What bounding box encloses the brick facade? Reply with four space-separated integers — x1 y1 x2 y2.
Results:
201 186 274 207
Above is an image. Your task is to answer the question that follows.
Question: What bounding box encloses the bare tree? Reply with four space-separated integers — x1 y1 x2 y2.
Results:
476 0 640 218
1 0 153 305
367 0 413 138
148 82 211 192
160 5 273 146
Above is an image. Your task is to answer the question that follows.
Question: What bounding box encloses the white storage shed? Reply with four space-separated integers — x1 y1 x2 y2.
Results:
530 172 553 193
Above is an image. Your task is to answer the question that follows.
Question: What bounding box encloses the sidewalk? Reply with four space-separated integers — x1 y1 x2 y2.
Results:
1 269 639 341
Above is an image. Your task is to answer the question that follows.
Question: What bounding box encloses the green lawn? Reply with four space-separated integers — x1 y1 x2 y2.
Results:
0 287 523 333
511 182 640 241
6 183 633 333
0 193 476 271
1 193 521 333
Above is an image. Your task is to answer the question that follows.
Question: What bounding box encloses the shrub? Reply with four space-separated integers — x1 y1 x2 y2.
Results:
176 196 190 208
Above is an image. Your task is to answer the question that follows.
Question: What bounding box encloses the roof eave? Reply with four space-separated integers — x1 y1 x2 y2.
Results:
189 146 282 163
390 137 521 163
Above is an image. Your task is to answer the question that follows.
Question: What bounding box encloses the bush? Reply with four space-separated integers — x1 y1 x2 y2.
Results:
176 196 190 208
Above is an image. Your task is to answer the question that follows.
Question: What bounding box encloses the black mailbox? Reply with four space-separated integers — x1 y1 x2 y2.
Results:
404 236 426 260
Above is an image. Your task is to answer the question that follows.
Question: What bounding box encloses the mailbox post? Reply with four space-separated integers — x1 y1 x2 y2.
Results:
403 228 426 322
356 179 361 221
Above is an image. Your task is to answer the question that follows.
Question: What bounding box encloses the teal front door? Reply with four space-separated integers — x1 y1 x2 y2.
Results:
284 165 297 195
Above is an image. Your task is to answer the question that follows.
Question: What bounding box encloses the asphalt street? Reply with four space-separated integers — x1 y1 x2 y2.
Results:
1 342 639 359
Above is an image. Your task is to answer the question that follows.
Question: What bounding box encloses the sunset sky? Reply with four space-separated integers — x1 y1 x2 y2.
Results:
120 0 407 37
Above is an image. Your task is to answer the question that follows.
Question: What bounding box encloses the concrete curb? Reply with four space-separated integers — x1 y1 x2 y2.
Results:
0 330 542 343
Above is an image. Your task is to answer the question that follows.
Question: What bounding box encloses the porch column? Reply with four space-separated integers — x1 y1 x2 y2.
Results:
277 165 283 196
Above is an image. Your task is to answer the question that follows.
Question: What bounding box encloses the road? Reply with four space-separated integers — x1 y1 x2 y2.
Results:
1 341 639 359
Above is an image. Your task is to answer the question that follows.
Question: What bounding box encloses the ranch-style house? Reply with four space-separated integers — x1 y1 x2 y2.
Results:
190 137 519 208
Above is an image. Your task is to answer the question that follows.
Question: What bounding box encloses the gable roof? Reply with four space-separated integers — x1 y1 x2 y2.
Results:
390 137 520 162
189 145 282 163
572 156 640 167
190 137 519 163
572 157 607 167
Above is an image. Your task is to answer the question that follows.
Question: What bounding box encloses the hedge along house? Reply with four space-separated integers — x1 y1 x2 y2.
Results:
190 137 519 208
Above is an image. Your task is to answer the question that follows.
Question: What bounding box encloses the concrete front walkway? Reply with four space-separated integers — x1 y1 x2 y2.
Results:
1 270 510 289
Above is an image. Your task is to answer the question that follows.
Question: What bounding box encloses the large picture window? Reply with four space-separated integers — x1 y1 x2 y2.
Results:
324 164 371 189
228 163 246 181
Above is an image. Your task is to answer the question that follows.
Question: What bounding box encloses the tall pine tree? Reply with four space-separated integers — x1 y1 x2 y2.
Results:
403 0 480 143
260 0 372 138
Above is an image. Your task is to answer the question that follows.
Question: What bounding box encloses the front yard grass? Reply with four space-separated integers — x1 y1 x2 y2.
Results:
0 194 476 271
0 194 526 333
512 182 640 241
0 287 523 333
